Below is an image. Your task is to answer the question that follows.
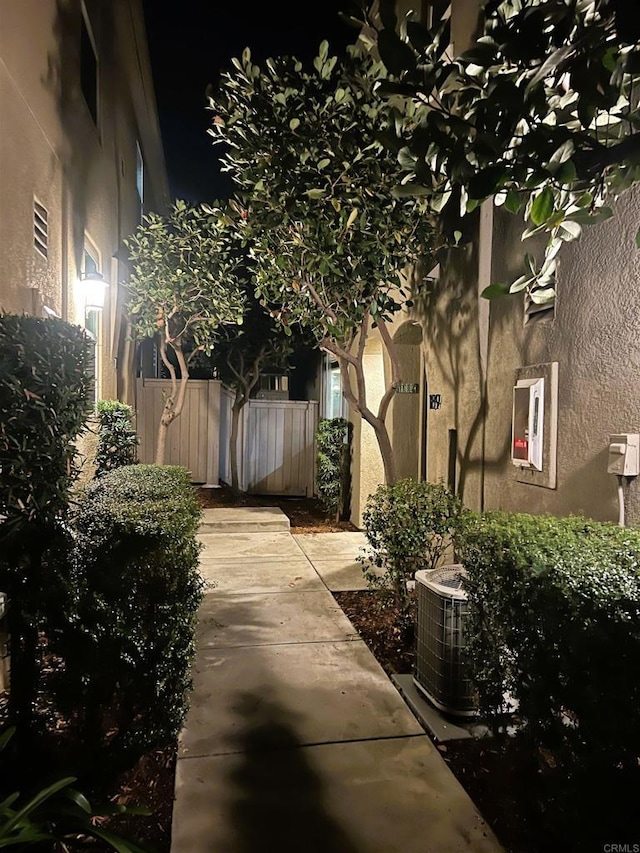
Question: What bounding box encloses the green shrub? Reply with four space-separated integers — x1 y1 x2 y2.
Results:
458 512 640 770
50 465 204 773
0 314 93 729
94 400 139 477
0 314 93 528
315 417 351 520
358 479 464 614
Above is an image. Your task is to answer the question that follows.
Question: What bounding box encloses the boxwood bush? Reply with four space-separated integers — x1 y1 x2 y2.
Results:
458 511 640 771
51 464 204 773
0 315 93 529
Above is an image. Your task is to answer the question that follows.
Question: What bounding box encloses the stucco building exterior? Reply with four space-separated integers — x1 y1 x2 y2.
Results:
0 0 169 406
344 0 640 528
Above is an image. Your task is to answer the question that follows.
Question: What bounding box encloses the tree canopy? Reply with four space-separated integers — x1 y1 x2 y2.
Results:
363 0 640 302
208 43 436 482
125 200 247 462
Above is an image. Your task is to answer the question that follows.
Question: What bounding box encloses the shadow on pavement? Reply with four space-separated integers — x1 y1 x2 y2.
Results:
224 691 362 853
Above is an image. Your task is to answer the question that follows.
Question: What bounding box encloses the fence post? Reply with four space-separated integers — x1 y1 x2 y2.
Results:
205 380 221 487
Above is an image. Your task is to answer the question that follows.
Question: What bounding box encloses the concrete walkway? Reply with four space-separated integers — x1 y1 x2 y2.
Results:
171 508 503 853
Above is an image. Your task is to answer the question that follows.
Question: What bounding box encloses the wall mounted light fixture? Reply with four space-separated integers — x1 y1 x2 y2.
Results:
78 271 108 310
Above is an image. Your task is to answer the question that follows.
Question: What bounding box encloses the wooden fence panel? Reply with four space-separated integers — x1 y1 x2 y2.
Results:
244 400 318 496
135 378 221 485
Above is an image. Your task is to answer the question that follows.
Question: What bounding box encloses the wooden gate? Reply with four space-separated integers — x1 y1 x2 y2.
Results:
135 378 221 485
243 400 317 496
136 380 317 496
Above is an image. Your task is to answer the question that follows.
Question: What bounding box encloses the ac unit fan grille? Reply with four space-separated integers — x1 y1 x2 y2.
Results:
414 567 477 717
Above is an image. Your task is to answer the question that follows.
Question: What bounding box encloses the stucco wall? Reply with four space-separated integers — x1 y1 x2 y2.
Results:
416 239 486 511
482 189 640 524
0 0 168 414
0 64 63 315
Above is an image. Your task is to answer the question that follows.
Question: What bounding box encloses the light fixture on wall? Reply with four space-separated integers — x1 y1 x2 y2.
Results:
78 270 108 310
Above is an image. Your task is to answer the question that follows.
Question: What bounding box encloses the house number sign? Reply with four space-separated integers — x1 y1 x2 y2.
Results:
396 383 419 394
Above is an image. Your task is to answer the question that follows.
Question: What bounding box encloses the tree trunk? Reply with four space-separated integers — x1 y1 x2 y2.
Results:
154 341 190 466
230 399 244 495
225 354 264 495
370 416 397 485
323 315 401 486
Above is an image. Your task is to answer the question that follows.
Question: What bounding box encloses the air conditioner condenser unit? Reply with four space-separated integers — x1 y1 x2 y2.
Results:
413 566 477 717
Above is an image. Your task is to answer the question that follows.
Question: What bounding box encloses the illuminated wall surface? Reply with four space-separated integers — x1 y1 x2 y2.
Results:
0 0 169 406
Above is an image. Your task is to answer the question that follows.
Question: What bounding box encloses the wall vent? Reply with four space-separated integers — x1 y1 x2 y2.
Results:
33 199 49 259
525 290 555 322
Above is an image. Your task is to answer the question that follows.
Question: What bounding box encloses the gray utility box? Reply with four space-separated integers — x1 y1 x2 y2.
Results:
414 566 477 717
0 592 9 693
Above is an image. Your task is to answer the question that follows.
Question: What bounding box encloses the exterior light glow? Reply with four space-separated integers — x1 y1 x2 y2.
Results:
78 271 108 310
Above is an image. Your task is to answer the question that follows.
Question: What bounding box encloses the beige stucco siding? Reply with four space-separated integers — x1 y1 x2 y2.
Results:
1 0 168 410
482 189 640 524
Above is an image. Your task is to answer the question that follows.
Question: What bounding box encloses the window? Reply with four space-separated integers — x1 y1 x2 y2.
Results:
136 142 144 221
323 355 346 420
33 199 48 259
80 7 98 124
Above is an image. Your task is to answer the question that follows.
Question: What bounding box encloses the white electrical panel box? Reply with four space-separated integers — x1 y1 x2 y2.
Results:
512 377 544 471
607 434 639 476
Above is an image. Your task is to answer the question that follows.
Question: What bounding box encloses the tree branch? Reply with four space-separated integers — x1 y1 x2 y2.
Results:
376 316 401 424
302 279 339 324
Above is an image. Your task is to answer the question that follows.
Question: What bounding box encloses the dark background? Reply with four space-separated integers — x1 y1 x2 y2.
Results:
142 1 360 203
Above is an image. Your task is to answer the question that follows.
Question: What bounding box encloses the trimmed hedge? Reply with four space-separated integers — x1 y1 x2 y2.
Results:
94 399 139 477
0 315 93 528
458 511 640 770
0 315 93 729
51 465 204 771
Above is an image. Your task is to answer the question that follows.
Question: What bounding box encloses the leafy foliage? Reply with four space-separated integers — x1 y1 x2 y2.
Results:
366 0 640 302
125 200 246 351
50 465 204 771
315 417 352 520
0 315 93 730
458 511 640 771
208 43 436 482
0 315 93 529
125 200 247 463
0 728 149 852
358 479 463 613
95 399 139 477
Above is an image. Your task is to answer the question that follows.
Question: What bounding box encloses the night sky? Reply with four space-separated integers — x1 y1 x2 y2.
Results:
142 1 360 204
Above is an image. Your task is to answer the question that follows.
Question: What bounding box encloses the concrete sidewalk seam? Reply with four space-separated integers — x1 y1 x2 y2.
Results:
177 731 430 761
194 636 364 651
